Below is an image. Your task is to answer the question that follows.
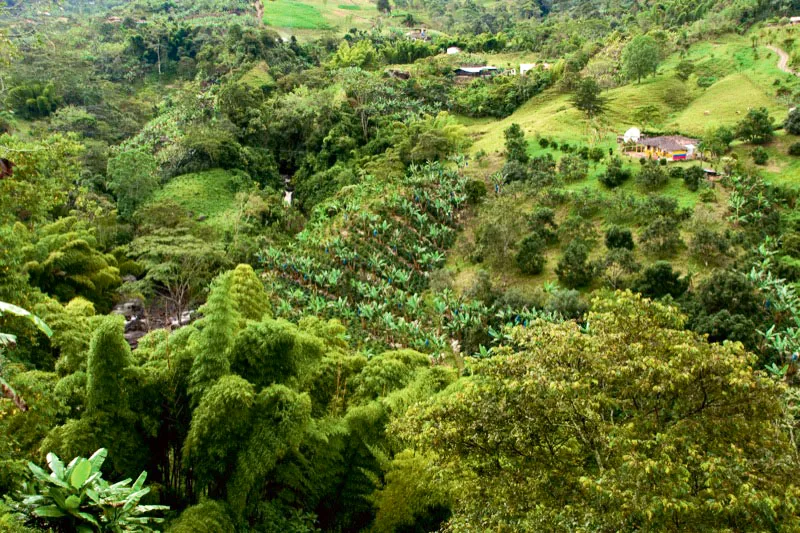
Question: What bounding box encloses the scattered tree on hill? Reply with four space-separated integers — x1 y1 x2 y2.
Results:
636 160 668 191
376 0 392 13
622 35 660 83
784 108 800 135
605 226 634 250
571 77 607 117
633 261 689 299
640 216 684 257
598 156 631 188
504 123 529 163
675 59 694 81
107 150 160 220
556 240 594 288
683 165 704 191
736 107 774 145
516 234 546 275
752 146 769 165
558 153 589 182
700 125 735 158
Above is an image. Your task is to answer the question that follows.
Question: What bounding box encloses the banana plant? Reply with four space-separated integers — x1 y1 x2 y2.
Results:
12 448 167 532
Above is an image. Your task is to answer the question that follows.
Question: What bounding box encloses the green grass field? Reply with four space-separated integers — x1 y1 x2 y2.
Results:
148 169 247 233
263 0 331 29
262 0 383 34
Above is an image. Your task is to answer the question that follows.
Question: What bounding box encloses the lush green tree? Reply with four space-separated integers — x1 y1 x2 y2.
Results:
555 240 594 288
736 107 774 145
675 59 694 80
397 292 800 531
605 226 634 250
6 82 60 119
598 156 631 188
683 165 704 191
465 179 487 204
504 123 529 163
23 218 121 313
640 216 683 257
784 107 800 135
690 228 730 265
622 35 660 83
557 153 588 182
700 125 735 158
128 227 229 324
682 270 763 350
183 375 255 497
86 317 132 415
187 272 241 405
752 146 769 165
515 234 546 275
633 261 688 299
107 150 160 220
571 77 607 117
636 160 668 191
376 0 392 13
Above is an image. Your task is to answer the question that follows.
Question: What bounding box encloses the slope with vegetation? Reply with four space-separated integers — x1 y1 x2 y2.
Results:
4 0 800 531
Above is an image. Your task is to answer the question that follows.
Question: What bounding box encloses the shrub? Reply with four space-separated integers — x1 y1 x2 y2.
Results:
538 137 550 148
504 123 529 163
699 188 717 203
599 157 631 188
669 166 685 180
683 166 705 192
735 107 774 145
659 158 668 166
636 161 668 191
558 154 589 183
588 147 605 163
516 234 546 275
465 179 488 204
634 261 689 299
752 147 769 165
789 142 800 156
784 107 800 135
556 241 595 288
690 228 731 265
544 288 588 320
502 160 529 183
605 226 634 250
640 216 684 257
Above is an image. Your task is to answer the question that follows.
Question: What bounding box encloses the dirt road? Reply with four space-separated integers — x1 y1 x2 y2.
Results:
254 0 264 25
768 45 797 76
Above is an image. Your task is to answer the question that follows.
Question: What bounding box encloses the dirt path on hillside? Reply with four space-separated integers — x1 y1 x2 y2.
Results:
768 45 797 76
254 0 264 25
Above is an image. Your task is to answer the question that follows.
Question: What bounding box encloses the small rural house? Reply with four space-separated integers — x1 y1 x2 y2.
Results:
520 62 552 76
454 66 499 77
447 46 461 55
630 135 700 161
406 28 431 41
623 127 642 143
791 16 800 24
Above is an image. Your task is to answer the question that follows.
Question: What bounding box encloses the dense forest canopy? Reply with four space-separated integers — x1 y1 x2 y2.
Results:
3 0 800 531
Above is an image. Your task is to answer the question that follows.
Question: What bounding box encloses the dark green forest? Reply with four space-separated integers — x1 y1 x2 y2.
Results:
4 0 800 531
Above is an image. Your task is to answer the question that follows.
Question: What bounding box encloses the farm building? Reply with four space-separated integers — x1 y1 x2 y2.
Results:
447 46 461 55
791 16 800 24
406 28 431 41
626 135 700 161
454 66 499 77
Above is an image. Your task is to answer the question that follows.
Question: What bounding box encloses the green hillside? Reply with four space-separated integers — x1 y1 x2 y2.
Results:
7 1 800 532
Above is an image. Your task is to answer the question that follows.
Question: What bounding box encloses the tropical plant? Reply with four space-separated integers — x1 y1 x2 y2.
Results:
10 448 167 532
